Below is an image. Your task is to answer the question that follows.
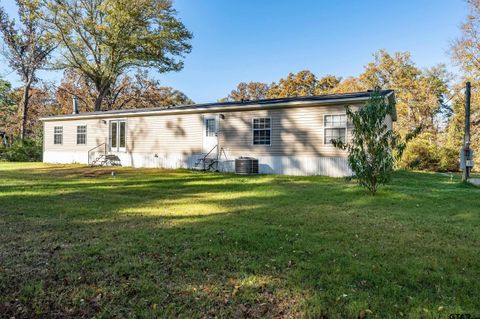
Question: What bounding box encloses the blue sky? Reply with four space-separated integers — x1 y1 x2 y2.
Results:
0 0 469 102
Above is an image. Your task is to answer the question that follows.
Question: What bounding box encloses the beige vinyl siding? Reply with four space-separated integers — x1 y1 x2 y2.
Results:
44 113 203 156
218 103 360 157
44 119 107 151
44 102 370 160
122 113 203 155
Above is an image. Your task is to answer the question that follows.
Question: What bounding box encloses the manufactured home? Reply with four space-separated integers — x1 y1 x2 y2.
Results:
40 90 396 177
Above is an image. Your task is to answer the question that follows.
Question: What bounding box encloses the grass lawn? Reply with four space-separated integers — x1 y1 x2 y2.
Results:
0 163 479 318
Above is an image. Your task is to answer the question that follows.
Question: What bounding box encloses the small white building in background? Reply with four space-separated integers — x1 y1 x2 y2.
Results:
40 90 396 177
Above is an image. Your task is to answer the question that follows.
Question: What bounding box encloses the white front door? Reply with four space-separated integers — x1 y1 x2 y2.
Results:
203 116 218 154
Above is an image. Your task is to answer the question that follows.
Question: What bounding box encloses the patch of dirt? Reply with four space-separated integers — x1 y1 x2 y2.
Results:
82 170 115 178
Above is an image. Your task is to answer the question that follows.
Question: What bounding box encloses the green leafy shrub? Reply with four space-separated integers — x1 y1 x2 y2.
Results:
439 146 459 172
333 91 397 195
398 133 440 171
398 133 459 172
0 139 42 162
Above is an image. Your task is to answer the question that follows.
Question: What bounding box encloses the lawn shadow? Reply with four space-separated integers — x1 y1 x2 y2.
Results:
1 165 480 318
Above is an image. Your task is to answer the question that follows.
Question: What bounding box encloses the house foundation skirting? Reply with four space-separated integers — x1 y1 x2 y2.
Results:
43 151 351 177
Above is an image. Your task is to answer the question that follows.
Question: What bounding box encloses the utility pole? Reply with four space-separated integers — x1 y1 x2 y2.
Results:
462 81 472 182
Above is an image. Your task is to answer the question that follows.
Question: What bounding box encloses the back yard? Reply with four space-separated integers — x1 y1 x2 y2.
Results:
0 163 479 318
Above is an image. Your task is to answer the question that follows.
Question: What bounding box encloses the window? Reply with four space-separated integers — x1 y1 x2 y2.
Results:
110 121 118 148
76 125 87 145
54 126 63 145
109 120 126 151
119 121 126 148
205 118 216 136
324 114 347 144
253 117 271 145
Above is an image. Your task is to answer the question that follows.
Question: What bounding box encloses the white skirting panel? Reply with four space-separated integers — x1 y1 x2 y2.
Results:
44 151 201 169
44 151 351 177
218 156 351 177
43 151 89 164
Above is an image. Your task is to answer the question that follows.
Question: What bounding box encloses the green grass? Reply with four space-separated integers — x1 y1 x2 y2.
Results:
0 163 479 318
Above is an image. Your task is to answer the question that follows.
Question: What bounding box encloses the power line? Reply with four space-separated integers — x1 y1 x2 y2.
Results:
443 86 465 105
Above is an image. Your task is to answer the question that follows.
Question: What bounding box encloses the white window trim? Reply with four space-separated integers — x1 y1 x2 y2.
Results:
53 126 63 145
324 113 347 146
252 117 272 146
76 124 87 145
109 119 127 152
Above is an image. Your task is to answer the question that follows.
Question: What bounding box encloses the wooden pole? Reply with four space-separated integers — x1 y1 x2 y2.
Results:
462 81 471 182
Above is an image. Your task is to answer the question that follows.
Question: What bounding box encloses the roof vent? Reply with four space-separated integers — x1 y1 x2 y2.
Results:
72 96 79 114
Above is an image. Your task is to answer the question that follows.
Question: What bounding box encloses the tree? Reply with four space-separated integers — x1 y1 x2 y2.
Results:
359 50 450 136
332 91 397 195
222 72 341 102
266 71 342 98
56 69 193 113
0 0 55 140
46 0 192 111
267 70 318 98
0 78 17 139
451 0 480 80
0 78 57 140
331 77 366 94
315 75 341 95
449 0 480 163
225 82 269 101
55 69 97 114
106 72 193 110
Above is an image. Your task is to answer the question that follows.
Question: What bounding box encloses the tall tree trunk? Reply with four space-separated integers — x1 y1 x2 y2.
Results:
94 88 109 111
20 82 32 141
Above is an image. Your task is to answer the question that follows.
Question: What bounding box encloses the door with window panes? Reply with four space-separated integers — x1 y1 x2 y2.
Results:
109 120 126 152
203 116 217 153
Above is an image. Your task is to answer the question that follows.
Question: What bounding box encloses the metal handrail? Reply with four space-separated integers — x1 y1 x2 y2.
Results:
202 144 218 161
87 143 107 165
199 145 218 170
219 147 228 161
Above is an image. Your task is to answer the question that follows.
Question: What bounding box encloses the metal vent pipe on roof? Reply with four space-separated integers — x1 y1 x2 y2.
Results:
72 96 79 114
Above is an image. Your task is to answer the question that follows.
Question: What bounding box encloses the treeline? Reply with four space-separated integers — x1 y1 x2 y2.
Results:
0 71 193 139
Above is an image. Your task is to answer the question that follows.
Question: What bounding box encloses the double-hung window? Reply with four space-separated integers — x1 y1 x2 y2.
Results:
109 120 126 151
54 126 63 145
76 125 87 145
324 114 347 145
253 117 271 145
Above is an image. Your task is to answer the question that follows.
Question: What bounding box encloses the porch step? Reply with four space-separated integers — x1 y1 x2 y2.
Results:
90 154 122 167
193 145 228 172
194 156 218 171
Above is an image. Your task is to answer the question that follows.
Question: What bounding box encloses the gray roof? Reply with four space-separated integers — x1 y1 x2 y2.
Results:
41 90 395 121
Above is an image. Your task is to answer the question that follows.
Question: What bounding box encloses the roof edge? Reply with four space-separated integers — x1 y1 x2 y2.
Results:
40 90 395 121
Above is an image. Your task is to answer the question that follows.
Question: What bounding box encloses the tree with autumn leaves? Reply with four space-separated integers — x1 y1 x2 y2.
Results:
55 70 193 114
0 0 194 141
45 0 192 112
448 0 480 163
0 0 55 140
